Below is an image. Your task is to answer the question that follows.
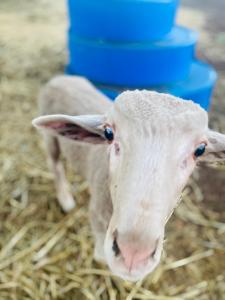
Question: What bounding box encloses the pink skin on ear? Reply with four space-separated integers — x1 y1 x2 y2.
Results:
43 122 66 129
39 120 106 144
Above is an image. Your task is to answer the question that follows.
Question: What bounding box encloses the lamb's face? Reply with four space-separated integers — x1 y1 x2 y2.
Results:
103 91 208 281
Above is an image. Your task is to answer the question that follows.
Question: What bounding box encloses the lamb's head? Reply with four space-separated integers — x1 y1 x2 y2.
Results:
33 91 225 281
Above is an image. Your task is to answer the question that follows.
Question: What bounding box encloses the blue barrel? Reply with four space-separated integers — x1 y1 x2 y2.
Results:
67 26 197 87
66 0 217 110
68 0 179 42
97 61 217 111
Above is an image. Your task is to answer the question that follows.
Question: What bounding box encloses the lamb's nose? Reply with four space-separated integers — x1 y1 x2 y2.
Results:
112 238 156 271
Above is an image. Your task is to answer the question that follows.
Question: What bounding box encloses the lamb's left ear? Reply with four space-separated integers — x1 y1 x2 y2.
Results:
199 130 225 164
32 114 106 144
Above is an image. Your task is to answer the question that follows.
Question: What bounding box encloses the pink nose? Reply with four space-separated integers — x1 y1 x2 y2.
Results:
118 242 154 271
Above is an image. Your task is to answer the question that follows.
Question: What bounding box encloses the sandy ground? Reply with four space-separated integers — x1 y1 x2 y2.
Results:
0 0 225 299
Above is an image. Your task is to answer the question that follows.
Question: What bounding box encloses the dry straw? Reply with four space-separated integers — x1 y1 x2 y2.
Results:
0 1 225 299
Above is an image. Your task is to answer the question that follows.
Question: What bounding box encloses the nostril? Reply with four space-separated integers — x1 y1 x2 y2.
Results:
151 239 159 258
151 247 157 257
112 238 120 256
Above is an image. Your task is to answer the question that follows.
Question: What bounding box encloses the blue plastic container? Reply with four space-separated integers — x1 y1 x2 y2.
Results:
96 61 217 111
68 0 179 42
67 26 197 87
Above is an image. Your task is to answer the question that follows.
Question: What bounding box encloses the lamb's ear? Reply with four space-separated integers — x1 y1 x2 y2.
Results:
32 114 107 144
198 130 225 165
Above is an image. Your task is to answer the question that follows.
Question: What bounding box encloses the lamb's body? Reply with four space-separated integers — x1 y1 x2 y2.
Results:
39 76 113 259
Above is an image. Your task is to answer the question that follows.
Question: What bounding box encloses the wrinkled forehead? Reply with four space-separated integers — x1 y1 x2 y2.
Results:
108 90 208 137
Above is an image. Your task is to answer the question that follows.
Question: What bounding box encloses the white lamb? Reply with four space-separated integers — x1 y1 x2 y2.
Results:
32 75 225 281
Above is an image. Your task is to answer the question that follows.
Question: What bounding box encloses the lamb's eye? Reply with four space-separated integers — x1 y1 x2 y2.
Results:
104 126 114 141
194 143 206 158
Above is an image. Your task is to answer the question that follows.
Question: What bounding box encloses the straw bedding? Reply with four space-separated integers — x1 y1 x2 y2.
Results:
0 1 225 299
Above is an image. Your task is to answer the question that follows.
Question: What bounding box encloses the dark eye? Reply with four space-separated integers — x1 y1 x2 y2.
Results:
194 143 206 158
104 126 114 142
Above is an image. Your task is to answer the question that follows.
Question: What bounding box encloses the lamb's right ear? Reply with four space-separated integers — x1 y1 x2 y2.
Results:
198 130 225 165
32 114 107 144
